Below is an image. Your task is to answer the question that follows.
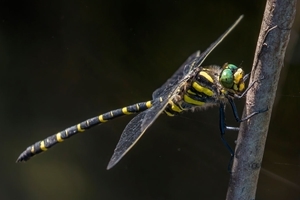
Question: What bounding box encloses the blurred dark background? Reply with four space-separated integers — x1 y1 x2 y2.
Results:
1 1 299 199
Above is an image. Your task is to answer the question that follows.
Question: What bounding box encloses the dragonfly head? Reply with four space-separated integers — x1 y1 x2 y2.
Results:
219 63 246 93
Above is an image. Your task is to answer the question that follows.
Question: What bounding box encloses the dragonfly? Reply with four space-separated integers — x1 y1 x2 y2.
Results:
17 15 264 170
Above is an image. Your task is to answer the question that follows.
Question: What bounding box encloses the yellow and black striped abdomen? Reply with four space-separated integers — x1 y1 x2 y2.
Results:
16 101 153 162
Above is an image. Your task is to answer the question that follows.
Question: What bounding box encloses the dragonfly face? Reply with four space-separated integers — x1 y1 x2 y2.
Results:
219 63 246 94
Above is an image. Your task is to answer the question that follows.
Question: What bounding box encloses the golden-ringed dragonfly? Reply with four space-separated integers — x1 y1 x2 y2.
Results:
16 15 265 170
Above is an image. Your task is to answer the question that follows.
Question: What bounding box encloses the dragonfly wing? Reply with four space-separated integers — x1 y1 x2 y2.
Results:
107 98 168 169
107 15 244 169
152 51 200 99
191 15 244 70
153 15 244 99
108 69 192 169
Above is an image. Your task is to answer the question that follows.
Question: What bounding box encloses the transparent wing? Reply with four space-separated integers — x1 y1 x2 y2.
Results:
152 15 243 99
189 15 244 71
152 51 201 99
107 15 244 169
107 98 168 169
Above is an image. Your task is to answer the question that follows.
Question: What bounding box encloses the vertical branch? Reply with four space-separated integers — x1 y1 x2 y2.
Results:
226 0 297 200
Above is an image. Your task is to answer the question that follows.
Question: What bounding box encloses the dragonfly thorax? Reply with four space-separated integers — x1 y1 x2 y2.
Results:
164 64 247 116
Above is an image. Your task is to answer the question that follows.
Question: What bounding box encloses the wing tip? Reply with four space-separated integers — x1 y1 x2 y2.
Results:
106 155 120 170
106 161 114 170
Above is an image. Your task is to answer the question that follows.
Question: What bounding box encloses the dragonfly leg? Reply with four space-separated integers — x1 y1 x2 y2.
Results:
228 98 268 123
234 76 265 99
220 97 268 172
219 103 236 172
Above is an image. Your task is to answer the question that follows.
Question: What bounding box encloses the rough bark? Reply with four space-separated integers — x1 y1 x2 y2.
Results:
226 0 297 199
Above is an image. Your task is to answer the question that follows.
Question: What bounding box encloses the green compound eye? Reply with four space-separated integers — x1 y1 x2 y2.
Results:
226 64 238 71
220 64 237 89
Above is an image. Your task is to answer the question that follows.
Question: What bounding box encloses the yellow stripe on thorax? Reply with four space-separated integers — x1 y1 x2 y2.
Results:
183 94 205 106
199 71 214 83
192 82 213 96
187 89 196 95
169 101 183 113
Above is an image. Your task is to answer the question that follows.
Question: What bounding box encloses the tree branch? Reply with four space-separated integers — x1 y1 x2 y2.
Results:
226 0 297 199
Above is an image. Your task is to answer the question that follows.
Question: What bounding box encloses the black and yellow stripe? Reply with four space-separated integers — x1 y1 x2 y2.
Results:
16 101 153 162
183 69 217 105
17 16 266 170
165 67 222 116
